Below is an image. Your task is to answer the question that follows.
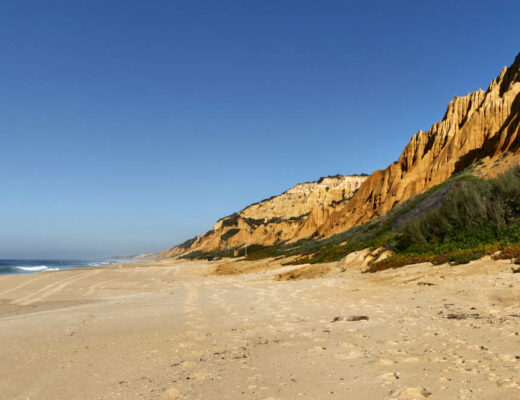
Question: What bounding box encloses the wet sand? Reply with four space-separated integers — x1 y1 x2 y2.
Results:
0 257 519 399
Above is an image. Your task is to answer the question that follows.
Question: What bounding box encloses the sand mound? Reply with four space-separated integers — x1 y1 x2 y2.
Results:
214 258 283 275
275 263 332 280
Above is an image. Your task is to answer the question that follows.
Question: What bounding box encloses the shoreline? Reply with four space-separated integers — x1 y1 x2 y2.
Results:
0 259 137 276
1 257 519 399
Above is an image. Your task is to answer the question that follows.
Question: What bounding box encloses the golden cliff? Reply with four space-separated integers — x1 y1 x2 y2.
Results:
161 52 520 258
158 175 367 257
315 52 520 236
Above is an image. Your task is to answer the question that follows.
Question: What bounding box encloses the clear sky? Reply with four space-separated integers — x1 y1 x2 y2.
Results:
1 0 520 259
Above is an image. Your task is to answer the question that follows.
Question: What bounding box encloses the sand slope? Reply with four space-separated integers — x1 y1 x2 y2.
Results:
0 258 519 399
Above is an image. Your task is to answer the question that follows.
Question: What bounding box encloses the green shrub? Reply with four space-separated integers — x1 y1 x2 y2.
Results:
220 213 240 228
220 228 240 241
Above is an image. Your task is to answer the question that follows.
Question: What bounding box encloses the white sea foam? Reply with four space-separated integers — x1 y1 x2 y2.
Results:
16 265 49 272
88 261 110 266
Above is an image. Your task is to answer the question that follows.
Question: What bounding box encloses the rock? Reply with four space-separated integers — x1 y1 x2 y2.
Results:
332 315 369 322
444 313 481 320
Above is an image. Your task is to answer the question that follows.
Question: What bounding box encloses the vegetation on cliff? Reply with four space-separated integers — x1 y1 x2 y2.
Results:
368 165 520 271
167 53 520 263
298 165 520 271
181 166 520 271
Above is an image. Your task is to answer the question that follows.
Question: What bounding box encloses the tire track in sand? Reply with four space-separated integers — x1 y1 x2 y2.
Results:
13 270 101 306
0 273 53 298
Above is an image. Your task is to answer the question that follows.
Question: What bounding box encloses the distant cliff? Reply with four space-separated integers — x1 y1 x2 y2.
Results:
157 175 368 257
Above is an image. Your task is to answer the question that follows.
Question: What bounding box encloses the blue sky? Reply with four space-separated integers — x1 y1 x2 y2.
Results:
1 0 519 258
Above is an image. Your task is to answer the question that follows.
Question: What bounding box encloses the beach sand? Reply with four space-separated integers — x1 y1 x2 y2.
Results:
0 257 519 399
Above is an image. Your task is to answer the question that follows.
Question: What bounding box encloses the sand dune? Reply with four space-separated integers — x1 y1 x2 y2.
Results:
0 258 519 399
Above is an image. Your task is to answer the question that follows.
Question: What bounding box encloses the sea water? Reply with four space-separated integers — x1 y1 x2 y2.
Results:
0 259 123 275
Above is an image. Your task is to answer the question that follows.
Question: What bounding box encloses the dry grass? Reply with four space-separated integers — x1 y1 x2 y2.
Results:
493 243 520 263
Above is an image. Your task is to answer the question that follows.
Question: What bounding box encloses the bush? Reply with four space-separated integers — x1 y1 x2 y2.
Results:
367 247 497 272
493 243 520 262
220 228 240 242
392 167 520 255
220 213 240 228
178 236 197 249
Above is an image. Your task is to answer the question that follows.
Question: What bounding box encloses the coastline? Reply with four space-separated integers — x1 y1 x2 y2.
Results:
0 259 130 276
1 257 519 399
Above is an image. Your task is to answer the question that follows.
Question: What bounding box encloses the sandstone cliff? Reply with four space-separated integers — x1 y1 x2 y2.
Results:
159 175 367 257
315 52 520 236
161 52 520 258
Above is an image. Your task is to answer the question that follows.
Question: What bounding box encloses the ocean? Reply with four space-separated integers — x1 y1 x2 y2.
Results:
0 259 123 275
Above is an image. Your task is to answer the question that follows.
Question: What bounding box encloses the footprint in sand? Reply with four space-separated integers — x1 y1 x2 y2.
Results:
378 359 396 366
182 361 197 368
335 350 363 359
389 387 432 399
193 371 207 381
163 387 181 399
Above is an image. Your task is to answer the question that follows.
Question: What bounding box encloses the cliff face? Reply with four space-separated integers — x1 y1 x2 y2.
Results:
161 52 520 258
159 175 367 256
315 53 520 236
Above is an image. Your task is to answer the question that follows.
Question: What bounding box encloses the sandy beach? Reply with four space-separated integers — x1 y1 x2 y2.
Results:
1 257 519 399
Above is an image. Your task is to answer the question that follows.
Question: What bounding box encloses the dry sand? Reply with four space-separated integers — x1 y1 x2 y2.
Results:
0 257 519 399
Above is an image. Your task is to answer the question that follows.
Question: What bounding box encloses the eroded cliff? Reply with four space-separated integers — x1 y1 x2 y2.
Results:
316 53 520 236
161 52 520 258
159 175 367 257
